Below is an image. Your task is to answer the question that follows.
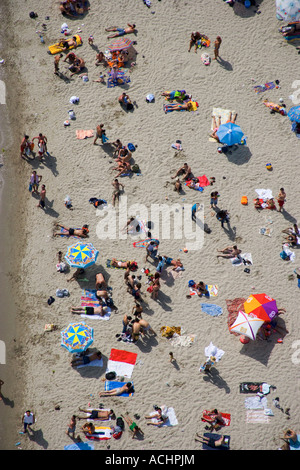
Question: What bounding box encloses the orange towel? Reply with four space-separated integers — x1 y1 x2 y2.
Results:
76 130 94 139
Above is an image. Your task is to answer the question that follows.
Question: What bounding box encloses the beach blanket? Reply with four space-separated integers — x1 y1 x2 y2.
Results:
48 34 82 55
133 238 159 248
169 333 196 347
282 244 295 262
240 382 272 394
201 433 230 451
200 303 223 317
253 82 276 94
226 298 247 335
259 227 272 237
246 410 270 424
231 253 253 266
185 175 210 191
201 411 231 427
189 285 219 297
204 342 225 362
76 356 104 369
255 188 273 201
289 435 300 450
104 380 134 397
76 130 94 139
58 227 81 239
148 406 178 426
85 426 113 440
80 289 112 321
106 348 137 378
263 99 287 115
107 73 131 88
64 441 94 450
244 396 268 410
209 108 236 142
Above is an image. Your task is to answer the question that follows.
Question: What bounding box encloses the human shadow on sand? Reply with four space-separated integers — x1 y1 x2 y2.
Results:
232 0 264 18
27 428 48 449
72 350 107 379
202 367 231 394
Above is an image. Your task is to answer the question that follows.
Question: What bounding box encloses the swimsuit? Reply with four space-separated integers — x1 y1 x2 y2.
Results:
84 307 94 315
83 355 91 365
89 410 99 419
68 228 75 235
129 422 137 432
117 28 126 36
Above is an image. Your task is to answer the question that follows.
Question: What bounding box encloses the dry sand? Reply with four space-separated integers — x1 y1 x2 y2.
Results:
0 0 299 451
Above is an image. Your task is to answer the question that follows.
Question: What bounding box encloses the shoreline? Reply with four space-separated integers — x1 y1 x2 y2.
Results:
0 0 299 450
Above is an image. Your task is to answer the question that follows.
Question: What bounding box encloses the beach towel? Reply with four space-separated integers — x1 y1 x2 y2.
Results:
253 82 276 94
244 396 268 410
259 227 272 237
76 130 94 139
263 99 287 115
231 253 253 266
104 380 134 397
107 74 131 88
201 433 230 451
48 34 82 55
240 382 273 394
246 410 270 424
106 259 126 269
185 175 210 191
209 108 236 142
201 411 231 427
289 435 300 450
76 355 104 369
148 406 178 426
282 243 295 262
106 349 137 378
64 441 94 450
255 188 273 201
189 285 218 297
169 333 196 347
80 290 112 321
133 238 159 248
85 426 113 440
204 342 225 362
200 303 223 317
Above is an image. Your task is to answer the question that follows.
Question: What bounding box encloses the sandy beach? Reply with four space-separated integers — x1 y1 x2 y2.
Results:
0 0 300 451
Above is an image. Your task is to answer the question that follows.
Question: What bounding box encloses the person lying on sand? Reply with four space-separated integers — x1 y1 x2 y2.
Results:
121 413 144 439
195 433 229 448
57 36 78 52
210 115 221 141
53 224 89 238
99 382 134 397
77 408 115 420
71 351 102 367
111 160 132 178
145 407 168 426
111 258 132 269
95 272 107 291
217 245 241 258
105 24 136 39
203 409 226 431
70 305 109 316
164 101 198 113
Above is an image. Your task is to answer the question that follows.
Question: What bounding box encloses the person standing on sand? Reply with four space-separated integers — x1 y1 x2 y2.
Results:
213 36 222 60
22 410 35 433
54 53 63 75
37 184 46 209
277 188 286 212
94 124 108 145
112 178 124 206
0 379 4 401
66 415 77 438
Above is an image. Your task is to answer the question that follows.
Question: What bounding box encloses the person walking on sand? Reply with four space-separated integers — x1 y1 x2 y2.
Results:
277 188 286 212
30 171 42 194
105 23 136 39
112 178 124 206
22 410 35 434
54 53 63 75
213 36 222 60
37 184 46 209
0 379 4 401
94 124 108 145
66 415 77 438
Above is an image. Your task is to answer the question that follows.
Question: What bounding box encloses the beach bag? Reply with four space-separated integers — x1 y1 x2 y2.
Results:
280 250 289 260
132 164 140 173
105 371 116 380
241 196 248 205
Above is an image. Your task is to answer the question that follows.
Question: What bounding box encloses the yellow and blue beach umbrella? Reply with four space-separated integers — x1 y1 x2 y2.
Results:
65 242 99 269
61 322 94 353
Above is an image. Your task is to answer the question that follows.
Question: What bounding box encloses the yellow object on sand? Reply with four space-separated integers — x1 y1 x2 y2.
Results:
48 34 82 55
209 108 236 142
160 326 181 338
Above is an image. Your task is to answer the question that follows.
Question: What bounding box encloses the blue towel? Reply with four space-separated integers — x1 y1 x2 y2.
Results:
200 303 223 317
201 433 230 451
64 442 94 450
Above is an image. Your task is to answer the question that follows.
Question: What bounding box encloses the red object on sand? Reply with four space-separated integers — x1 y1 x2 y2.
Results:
240 335 250 344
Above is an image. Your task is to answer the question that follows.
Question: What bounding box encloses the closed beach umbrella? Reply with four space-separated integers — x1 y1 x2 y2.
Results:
216 122 244 146
276 0 300 21
229 311 264 341
244 293 278 322
107 37 133 51
61 322 94 353
65 242 99 269
288 106 300 123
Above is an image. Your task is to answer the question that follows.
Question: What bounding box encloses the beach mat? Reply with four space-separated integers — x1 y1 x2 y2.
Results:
209 108 236 141
231 253 253 267
76 130 94 139
106 348 137 378
85 426 113 440
104 380 134 397
64 441 94 450
80 289 111 321
58 227 81 239
201 411 231 427
240 382 268 394
201 433 230 451
253 82 276 94
48 34 82 55
246 410 270 424
200 303 223 317
107 75 131 88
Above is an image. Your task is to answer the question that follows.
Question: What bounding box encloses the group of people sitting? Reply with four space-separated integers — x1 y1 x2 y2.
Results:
60 0 89 17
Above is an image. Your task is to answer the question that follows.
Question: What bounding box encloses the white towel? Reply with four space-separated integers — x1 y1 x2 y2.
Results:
244 396 268 410
80 307 111 321
283 243 296 262
204 342 225 362
149 406 178 426
255 189 273 201
231 253 253 266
